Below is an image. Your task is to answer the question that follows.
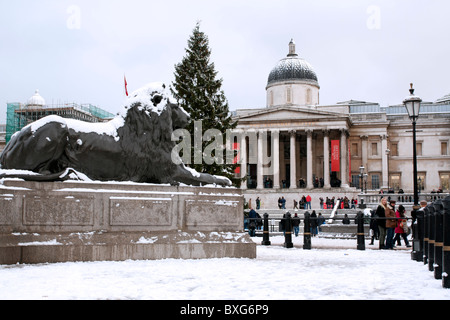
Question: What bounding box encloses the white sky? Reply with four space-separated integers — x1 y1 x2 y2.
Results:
1 0 449 123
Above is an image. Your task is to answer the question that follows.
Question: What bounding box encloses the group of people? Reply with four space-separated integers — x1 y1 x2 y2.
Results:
369 197 412 249
280 210 325 237
253 195 358 211
319 196 358 209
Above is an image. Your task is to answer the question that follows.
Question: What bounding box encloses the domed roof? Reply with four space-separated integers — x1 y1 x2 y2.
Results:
27 89 46 107
267 40 319 86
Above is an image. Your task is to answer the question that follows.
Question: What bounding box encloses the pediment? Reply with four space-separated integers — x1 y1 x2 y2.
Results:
236 106 347 122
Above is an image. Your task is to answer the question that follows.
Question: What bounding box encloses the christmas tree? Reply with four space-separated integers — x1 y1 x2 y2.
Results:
171 22 240 185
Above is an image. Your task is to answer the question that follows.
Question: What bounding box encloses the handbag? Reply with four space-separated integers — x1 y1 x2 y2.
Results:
401 219 409 234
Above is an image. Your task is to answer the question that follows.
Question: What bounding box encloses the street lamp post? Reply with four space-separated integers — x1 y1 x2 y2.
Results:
403 83 422 207
359 165 365 194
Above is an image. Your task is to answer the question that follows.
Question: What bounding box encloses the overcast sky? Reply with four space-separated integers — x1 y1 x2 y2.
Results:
1 0 449 123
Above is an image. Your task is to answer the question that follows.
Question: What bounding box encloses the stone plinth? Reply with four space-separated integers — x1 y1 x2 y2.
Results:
0 180 256 264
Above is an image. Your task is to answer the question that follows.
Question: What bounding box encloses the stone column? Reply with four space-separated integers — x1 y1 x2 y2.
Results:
272 129 280 189
323 129 331 189
240 131 247 190
360 135 368 171
257 130 264 189
306 129 313 189
340 129 349 188
289 130 297 189
381 134 389 190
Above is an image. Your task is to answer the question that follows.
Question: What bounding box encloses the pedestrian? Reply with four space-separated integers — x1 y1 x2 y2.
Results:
351 197 356 209
292 213 301 237
248 207 258 237
293 199 298 209
306 195 312 209
317 212 325 232
280 213 286 235
281 196 286 209
342 214 350 224
394 204 411 247
376 197 388 249
310 210 318 237
385 200 397 249
256 197 261 210
369 209 379 245
278 197 282 209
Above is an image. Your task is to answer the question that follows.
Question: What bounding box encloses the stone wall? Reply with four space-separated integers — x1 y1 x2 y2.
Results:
0 180 256 264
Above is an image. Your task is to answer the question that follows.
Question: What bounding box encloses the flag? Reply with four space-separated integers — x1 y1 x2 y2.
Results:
124 75 128 96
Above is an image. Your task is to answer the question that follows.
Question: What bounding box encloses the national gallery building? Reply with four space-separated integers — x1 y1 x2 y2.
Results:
232 40 450 201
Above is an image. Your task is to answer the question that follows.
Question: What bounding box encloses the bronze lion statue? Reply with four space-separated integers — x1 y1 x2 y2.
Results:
0 83 231 187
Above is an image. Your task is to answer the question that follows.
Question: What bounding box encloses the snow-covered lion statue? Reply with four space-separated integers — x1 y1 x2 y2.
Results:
0 83 231 187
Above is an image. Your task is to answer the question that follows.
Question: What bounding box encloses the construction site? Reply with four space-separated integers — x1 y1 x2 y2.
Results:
5 90 115 143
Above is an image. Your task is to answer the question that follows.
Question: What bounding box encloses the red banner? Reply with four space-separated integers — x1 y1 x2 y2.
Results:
233 142 240 174
331 140 340 172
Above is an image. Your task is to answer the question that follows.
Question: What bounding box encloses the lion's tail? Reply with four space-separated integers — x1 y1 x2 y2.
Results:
0 168 78 182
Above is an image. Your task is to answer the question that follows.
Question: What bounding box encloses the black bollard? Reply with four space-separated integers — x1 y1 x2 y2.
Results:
423 206 429 264
433 200 444 280
261 213 271 246
411 206 424 262
442 196 450 288
416 208 425 262
428 205 436 272
284 212 293 248
356 211 365 251
303 211 311 250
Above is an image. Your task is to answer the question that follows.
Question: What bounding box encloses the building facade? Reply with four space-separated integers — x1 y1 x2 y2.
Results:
233 40 450 196
4 90 115 144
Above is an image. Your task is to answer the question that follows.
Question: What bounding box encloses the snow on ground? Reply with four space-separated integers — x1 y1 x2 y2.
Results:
0 235 448 300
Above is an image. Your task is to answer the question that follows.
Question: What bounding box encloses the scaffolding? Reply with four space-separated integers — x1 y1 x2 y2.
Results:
5 102 115 143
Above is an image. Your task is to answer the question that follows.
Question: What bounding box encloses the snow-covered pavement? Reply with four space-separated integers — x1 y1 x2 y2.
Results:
0 235 448 300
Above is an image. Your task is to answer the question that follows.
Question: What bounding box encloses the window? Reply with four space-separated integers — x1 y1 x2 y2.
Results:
286 88 292 104
440 173 450 191
389 174 401 191
372 174 380 189
371 142 378 156
441 141 448 156
417 173 426 191
352 175 360 189
306 88 312 104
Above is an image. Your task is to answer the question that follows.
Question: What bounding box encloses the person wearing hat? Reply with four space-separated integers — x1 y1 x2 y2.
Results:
385 200 397 249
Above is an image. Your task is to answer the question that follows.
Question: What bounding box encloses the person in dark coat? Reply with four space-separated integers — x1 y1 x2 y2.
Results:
248 208 258 237
310 210 318 237
280 213 286 235
342 214 350 224
376 198 388 249
292 212 301 237
369 209 380 245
